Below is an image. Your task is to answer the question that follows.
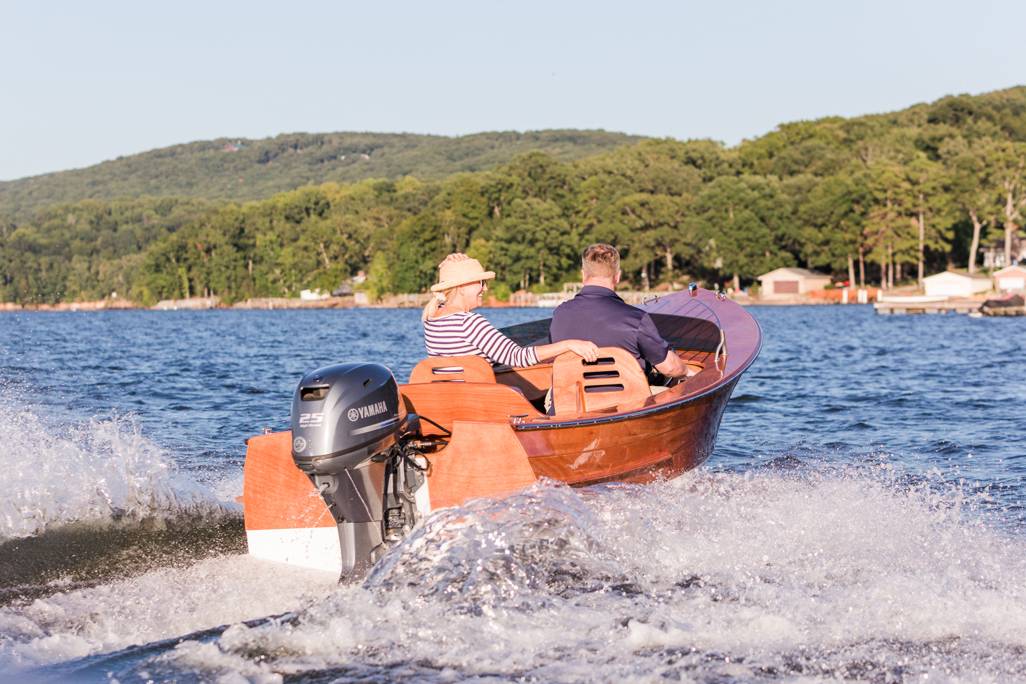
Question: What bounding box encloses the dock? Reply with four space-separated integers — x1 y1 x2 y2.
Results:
875 294 1026 316
874 297 982 315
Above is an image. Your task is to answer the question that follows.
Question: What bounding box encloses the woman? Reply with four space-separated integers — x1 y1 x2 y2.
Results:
423 253 597 365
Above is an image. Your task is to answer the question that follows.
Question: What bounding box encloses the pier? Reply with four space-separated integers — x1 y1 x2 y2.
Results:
874 294 1026 316
874 297 982 315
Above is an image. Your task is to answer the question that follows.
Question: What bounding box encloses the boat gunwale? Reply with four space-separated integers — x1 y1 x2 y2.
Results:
514 316 762 431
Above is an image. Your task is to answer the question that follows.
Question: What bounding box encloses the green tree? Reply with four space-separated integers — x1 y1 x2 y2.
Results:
902 154 952 284
799 170 872 286
991 141 1026 265
940 136 997 273
364 251 392 301
491 198 578 290
615 192 694 288
691 175 796 290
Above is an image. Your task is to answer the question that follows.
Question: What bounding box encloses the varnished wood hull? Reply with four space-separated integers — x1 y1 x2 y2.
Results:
519 377 738 486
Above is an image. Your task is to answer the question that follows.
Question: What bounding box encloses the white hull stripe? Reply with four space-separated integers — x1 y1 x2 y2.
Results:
246 527 342 575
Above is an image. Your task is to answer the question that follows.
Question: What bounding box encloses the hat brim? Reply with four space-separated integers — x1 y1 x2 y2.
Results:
430 271 496 292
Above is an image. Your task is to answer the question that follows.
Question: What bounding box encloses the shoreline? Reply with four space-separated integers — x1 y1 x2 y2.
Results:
1 293 871 312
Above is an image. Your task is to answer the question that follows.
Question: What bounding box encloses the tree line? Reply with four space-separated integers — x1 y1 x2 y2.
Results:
2 87 1025 305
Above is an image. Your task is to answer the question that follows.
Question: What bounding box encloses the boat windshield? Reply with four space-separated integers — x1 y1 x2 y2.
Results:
498 312 722 354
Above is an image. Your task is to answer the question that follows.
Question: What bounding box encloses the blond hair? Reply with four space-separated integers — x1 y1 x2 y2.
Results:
421 287 457 322
423 252 475 321
582 243 620 279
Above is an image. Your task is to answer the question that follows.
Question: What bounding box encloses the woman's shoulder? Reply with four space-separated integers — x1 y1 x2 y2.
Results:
429 311 497 333
425 311 475 326
454 311 492 331
461 311 494 327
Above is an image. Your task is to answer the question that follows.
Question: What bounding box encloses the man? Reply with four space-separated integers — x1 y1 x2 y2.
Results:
549 243 689 379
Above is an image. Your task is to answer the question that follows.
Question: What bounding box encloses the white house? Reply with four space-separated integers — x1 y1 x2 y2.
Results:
981 235 1026 269
299 289 329 301
922 271 992 298
993 265 1026 292
757 268 832 299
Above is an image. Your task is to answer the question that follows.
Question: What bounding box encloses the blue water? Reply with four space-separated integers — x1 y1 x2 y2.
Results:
1 306 1024 682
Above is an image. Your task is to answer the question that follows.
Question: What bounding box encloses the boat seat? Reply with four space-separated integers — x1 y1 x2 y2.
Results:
409 355 496 384
551 347 652 416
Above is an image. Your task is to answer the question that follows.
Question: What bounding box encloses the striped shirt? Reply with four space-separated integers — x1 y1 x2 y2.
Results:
424 312 539 367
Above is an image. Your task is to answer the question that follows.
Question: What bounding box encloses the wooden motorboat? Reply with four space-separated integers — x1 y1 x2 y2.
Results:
241 287 761 577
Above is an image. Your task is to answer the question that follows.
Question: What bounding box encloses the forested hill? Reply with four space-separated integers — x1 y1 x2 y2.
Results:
4 86 1026 306
0 130 641 219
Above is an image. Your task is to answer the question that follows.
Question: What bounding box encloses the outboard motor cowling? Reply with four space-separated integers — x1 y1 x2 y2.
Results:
290 362 407 578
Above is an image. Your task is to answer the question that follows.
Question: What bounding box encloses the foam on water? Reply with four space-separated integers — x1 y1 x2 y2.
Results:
0 555 337 671
122 463 1025 683
0 397 227 542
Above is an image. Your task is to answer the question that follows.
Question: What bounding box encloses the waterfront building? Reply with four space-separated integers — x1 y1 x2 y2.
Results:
922 271 992 298
981 235 1026 269
993 265 1026 292
756 268 832 300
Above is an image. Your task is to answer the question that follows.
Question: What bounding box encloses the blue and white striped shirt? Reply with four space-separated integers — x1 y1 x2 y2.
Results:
424 312 539 367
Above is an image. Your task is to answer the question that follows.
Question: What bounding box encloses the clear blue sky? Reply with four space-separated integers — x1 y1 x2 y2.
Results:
1 0 1023 181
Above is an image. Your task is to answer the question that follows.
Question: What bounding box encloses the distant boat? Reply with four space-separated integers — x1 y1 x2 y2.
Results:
981 293 1025 317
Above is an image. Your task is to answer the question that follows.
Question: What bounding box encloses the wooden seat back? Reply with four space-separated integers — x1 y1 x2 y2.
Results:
409 355 496 384
551 347 652 416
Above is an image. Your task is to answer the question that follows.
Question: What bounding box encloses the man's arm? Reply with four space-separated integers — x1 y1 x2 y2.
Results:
638 312 689 379
654 349 689 378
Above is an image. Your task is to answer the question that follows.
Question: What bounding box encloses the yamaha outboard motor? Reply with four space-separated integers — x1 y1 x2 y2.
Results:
290 362 424 579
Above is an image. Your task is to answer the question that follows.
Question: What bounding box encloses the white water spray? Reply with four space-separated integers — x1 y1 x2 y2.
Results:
0 399 227 542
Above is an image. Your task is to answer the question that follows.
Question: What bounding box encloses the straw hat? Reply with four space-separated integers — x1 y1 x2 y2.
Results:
430 254 495 292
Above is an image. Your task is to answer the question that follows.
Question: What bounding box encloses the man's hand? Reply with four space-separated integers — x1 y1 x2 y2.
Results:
654 349 689 378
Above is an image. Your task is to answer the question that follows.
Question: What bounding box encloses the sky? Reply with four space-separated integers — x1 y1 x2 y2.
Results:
1 0 1024 181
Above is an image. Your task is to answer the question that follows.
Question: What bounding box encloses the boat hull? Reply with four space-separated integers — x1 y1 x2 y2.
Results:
519 377 737 486
242 377 737 573
241 288 761 574
241 430 341 573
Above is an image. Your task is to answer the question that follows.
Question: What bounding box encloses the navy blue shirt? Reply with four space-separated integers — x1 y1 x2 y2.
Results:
549 286 670 369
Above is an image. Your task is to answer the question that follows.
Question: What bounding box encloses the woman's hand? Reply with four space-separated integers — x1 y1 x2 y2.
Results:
565 339 598 362
438 252 471 267
531 339 599 363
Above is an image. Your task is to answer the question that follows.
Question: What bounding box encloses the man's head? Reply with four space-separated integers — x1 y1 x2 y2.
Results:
581 243 621 287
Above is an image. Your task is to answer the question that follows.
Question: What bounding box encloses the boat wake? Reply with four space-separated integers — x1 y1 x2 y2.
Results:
13 456 1023 683
0 554 338 673
0 399 242 605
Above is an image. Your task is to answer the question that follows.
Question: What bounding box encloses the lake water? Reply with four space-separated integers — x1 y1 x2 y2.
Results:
0 306 1024 682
